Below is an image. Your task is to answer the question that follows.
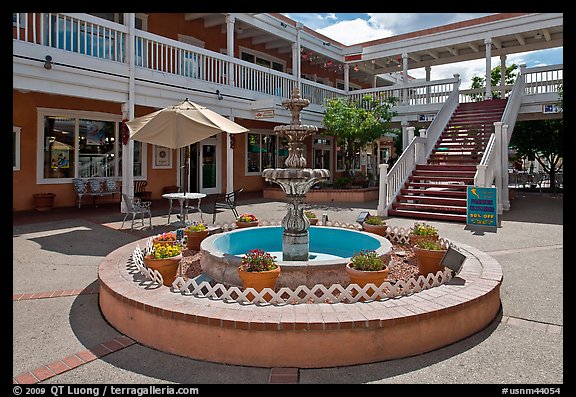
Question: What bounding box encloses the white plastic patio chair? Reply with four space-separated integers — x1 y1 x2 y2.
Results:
121 193 153 231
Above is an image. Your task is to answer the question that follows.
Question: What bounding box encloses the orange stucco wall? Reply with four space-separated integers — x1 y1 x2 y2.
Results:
12 91 123 211
12 94 183 211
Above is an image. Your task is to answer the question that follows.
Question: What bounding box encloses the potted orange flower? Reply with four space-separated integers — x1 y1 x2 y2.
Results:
152 231 178 246
236 213 259 228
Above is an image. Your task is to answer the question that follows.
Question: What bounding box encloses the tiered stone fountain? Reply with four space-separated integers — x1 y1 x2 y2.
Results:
262 87 330 261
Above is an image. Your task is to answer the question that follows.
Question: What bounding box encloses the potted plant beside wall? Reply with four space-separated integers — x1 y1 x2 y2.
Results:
33 193 56 211
304 210 318 225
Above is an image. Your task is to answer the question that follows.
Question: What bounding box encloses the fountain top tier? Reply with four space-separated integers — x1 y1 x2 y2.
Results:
272 87 319 170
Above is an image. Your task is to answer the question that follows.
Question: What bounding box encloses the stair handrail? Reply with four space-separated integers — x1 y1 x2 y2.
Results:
421 75 462 160
473 66 526 214
378 75 461 216
500 64 526 144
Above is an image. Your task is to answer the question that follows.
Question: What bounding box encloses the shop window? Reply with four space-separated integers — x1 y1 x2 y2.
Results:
39 110 143 181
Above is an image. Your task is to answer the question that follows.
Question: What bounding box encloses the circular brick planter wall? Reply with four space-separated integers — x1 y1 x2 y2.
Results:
98 237 502 368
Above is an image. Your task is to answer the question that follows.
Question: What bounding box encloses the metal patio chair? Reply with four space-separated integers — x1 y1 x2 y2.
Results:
212 188 243 224
121 193 153 231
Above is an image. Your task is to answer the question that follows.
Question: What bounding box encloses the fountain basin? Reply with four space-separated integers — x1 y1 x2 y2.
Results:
200 226 393 289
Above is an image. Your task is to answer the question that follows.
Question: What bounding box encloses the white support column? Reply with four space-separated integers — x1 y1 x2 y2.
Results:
295 22 303 92
226 119 235 194
500 54 506 98
121 13 135 214
406 126 415 144
484 38 492 100
425 65 431 104
291 42 299 80
343 64 350 93
377 163 389 216
419 128 427 138
493 122 503 215
226 15 235 87
401 120 410 151
501 124 510 210
402 53 409 105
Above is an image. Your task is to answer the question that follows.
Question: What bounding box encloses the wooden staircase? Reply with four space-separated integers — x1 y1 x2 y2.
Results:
388 99 507 222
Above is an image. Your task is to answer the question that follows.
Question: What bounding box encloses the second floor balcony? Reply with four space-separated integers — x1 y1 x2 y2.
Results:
13 12 563 126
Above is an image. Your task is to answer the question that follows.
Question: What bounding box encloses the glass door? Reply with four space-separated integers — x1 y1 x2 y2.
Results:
312 135 332 182
199 137 219 195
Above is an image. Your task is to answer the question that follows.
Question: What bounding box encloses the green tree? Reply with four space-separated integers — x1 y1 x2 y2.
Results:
509 119 563 192
470 64 519 101
322 95 397 173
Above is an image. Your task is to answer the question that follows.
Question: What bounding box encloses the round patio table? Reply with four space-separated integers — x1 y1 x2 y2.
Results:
162 192 206 225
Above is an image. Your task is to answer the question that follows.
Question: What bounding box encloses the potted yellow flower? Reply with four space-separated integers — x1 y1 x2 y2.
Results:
238 249 280 301
236 213 259 228
184 220 209 251
409 222 439 246
143 243 183 287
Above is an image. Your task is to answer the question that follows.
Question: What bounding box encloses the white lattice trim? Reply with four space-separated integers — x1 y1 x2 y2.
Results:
170 269 452 305
130 245 164 286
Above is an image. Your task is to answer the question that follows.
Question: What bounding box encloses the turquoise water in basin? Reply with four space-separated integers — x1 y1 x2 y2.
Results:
212 226 382 261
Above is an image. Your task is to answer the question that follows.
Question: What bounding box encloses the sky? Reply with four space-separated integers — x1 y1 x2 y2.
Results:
282 13 563 88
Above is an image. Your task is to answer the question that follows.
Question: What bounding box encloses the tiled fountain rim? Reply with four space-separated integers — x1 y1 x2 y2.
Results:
98 224 503 330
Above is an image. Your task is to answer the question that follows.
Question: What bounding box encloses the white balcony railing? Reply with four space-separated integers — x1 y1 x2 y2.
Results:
13 13 563 118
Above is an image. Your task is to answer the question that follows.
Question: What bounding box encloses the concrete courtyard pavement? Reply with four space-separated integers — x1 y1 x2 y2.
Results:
12 191 563 385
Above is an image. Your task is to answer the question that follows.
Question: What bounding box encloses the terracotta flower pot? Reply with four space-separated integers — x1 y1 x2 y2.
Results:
185 230 209 251
238 265 280 301
362 223 387 236
236 220 259 228
345 263 389 301
143 254 182 287
308 217 318 225
33 193 55 211
412 246 446 276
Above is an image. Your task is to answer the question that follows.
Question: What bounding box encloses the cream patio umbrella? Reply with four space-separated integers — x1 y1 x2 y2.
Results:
126 98 248 149
126 98 249 192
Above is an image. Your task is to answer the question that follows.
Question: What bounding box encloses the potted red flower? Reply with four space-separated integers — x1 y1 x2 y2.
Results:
236 213 259 228
238 249 280 301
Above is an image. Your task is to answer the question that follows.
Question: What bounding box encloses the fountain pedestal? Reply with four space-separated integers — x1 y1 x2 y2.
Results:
262 87 330 261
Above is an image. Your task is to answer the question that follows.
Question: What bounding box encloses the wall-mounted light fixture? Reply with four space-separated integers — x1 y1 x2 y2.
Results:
322 41 331 46
535 32 542 40
216 90 223 100
44 55 53 70
280 22 288 28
